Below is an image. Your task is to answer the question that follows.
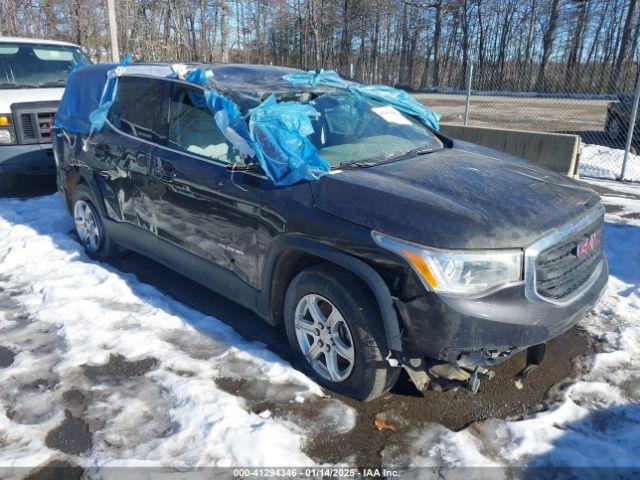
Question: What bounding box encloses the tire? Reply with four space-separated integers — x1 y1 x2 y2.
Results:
0 174 17 194
284 264 400 401
71 184 119 259
606 114 624 141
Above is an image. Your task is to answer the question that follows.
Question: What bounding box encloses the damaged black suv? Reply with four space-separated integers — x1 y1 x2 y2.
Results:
53 63 608 401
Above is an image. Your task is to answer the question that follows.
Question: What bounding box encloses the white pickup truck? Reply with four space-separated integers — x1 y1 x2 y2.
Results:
0 37 91 192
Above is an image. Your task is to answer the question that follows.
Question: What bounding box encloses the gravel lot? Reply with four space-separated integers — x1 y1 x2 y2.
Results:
415 93 614 146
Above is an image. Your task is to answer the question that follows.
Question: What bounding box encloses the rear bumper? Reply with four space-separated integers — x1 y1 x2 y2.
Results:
396 257 608 365
0 144 56 175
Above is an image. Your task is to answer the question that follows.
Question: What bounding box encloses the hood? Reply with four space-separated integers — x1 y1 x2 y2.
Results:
311 142 601 249
0 88 64 113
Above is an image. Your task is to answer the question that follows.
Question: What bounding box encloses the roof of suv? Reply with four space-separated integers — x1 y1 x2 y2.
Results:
122 62 310 91
0 36 80 47
77 62 332 111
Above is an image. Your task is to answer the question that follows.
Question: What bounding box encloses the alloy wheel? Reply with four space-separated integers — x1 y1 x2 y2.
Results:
293 293 355 382
74 200 102 253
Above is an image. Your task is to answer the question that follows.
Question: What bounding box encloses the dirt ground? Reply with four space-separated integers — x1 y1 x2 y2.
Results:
415 93 613 146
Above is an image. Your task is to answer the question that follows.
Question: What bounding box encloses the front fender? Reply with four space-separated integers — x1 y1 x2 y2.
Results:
258 234 403 352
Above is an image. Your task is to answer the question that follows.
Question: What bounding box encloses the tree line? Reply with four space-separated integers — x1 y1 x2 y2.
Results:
1 0 639 94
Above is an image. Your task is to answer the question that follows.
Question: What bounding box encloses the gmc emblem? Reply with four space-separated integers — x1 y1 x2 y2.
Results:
576 229 602 258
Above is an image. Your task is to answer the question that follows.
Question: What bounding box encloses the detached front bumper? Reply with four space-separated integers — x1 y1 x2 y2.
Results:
396 257 608 366
0 144 56 175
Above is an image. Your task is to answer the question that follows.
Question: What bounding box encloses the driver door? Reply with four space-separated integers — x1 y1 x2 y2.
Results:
151 81 273 289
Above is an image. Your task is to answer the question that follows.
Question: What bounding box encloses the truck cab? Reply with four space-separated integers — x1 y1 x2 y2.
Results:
0 37 91 192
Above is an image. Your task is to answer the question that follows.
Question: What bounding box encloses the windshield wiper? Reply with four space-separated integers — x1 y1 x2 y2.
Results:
370 146 441 166
37 82 66 88
338 161 377 168
16 82 66 88
339 146 439 169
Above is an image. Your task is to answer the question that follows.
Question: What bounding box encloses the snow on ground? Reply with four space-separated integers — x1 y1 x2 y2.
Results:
580 143 640 182
0 194 357 474
382 180 640 471
1 180 640 474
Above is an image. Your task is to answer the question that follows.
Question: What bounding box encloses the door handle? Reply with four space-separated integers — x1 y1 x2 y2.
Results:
153 162 176 182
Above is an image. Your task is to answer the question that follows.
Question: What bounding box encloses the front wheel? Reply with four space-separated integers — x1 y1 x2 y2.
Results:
284 264 399 401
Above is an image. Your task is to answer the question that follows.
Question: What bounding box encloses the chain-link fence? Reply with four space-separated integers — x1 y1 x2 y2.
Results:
414 63 640 182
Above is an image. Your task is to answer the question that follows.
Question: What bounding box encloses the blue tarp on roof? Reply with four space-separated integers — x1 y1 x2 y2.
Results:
187 69 330 185
282 69 441 131
249 95 330 185
55 64 435 187
54 63 117 134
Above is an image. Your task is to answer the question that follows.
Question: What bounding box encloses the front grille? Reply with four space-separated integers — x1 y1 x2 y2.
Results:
17 111 55 143
37 112 53 139
535 223 604 300
21 113 35 138
10 101 59 145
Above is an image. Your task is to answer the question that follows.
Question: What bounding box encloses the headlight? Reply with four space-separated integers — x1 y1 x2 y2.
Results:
373 231 523 295
0 114 15 144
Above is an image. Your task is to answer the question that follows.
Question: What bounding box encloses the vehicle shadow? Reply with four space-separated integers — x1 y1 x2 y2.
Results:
522 403 640 478
0 174 57 199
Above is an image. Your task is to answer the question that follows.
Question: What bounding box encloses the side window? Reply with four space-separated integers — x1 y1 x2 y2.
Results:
107 77 166 143
167 83 236 163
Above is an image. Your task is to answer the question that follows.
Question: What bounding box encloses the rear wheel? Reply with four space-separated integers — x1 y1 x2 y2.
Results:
284 264 399 401
0 174 17 194
72 184 119 258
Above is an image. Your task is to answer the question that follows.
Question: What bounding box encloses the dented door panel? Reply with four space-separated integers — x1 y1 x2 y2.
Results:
87 127 157 233
150 149 277 288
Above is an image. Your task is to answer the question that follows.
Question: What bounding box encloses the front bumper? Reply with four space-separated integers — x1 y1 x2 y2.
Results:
396 257 608 365
0 143 56 175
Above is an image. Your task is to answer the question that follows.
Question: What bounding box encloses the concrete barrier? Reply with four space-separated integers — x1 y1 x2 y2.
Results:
439 124 581 177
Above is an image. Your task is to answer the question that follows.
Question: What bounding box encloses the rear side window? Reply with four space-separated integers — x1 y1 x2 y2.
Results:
107 77 166 142
166 83 235 163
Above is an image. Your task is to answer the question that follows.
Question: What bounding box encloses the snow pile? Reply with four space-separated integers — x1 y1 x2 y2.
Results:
0 194 333 471
383 181 640 469
579 143 640 182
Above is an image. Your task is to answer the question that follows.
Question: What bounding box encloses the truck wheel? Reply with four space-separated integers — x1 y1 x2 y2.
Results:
284 264 399 401
72 184 119 259
0 174 17 193
606 114 624 141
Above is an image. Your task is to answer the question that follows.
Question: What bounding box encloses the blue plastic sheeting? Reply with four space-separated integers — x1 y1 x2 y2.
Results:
55 56 136 134
282 70 351 89
55 63 332 186
282 70 441 131
54 63 117 134
87 56 134 134
352 84 440 131
249 96 330 186
88 71 118 133
187 68 329 185
186 69 255 158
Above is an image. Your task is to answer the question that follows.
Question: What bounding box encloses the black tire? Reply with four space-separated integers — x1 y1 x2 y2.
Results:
605 114 624 141
71 184 119 259
284 264 400 401
0 174 17 194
